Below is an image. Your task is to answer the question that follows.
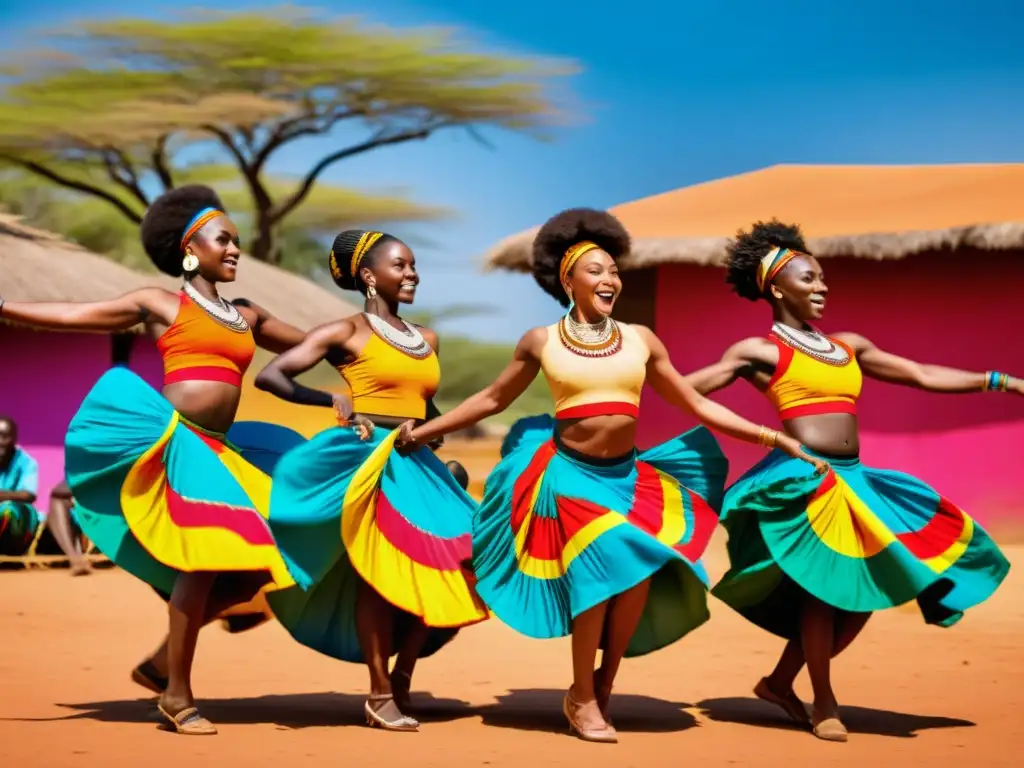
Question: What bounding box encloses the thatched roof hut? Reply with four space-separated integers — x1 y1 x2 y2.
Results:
0 213 359 328
484 163 1024 271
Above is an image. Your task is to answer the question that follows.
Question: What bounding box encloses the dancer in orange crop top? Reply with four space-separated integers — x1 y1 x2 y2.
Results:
256 229 484 734
686 220 1016 743
0 185 311 735
399 208 825 744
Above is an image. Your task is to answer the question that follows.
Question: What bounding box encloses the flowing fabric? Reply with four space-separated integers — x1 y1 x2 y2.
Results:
267 426 486 663
64 368 305 595
712 448 1011 637
475 415 728 657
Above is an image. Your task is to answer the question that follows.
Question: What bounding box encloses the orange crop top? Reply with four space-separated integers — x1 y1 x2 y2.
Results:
157 292 256 388
540 322 649 419
766 332 862 420
339 331 440 420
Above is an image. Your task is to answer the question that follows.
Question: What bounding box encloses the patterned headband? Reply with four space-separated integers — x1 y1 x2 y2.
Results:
756 246 801 293
560 241 600 286
180 207 224 252
350 231 384 277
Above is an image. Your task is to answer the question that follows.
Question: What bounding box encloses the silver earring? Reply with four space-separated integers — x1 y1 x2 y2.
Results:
366 285 377 299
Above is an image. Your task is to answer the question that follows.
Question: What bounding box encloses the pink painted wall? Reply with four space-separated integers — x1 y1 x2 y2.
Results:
0 327 164 511
638 250 1024 524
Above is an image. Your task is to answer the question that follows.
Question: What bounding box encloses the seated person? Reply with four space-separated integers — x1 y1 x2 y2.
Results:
45 479 92 576
0 416 41 557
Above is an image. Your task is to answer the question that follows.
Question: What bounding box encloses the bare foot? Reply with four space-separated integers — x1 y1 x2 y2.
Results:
754 677 811 725
70 559 92 577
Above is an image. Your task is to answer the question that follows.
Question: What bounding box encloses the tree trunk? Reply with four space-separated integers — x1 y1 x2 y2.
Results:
250 212 280 264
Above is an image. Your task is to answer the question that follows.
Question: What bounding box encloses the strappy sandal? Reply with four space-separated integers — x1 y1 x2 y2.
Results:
130 662 168 696
754 677 812 725
562 688 617 743
157 703 218 735
364 694 419 732
812 714 848 742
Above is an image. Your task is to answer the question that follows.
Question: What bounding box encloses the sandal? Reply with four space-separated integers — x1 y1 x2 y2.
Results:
563 688 617 743
157 704 218 735
812 714 848 742
131 661 168 696
364 694 419 732
754 677 812 725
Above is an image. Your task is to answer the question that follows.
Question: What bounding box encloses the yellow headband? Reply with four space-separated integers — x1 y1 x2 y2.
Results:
560 240 600 287
350 231 384 277
756 246 800 293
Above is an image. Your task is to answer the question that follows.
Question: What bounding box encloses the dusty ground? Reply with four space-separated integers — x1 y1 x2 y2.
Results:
2 526 1021 768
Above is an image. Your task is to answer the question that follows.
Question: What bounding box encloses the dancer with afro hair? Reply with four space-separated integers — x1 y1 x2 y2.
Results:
398 208 826 743
255 229 486 732
0 185 313 735
684 219 1015 742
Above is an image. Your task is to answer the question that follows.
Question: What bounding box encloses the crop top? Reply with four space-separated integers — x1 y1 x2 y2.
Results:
540 321 649 419
157 292 255 388
339 332 440 420
765 332 862 420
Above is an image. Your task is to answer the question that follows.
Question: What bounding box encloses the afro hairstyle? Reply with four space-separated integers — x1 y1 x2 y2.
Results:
725 218 810 302
140 185 225 277
328 229 401 293
531 207 631 307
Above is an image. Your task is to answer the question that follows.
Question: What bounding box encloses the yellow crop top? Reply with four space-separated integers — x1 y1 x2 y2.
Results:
766 331 862 420
338 331 440 420
540 321 649 419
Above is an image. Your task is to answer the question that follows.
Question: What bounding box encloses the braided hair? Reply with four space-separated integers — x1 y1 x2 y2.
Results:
725 219 809 301
531 208 631 307
140 185 225 277
328 229 402 293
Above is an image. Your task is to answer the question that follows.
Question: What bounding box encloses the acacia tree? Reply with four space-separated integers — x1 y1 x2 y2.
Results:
0 8 574 263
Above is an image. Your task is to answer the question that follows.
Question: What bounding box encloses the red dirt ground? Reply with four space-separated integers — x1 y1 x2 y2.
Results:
2 531 1020 768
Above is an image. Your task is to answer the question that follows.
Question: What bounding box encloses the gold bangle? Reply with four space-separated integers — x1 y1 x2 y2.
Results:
757 426 777 448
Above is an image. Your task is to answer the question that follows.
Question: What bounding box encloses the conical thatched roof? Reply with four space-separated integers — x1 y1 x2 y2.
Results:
484 163 1024 272
0 214 358 331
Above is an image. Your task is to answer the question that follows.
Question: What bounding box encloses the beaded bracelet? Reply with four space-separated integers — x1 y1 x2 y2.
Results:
984 371 1011 392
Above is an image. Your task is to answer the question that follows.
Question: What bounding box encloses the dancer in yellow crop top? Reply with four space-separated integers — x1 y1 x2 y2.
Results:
0 185 312 735
685 220 1016 743
255 229 485 733
398 208 825 744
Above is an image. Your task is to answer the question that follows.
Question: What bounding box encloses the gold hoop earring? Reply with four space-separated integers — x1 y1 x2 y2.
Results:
366 285 377 299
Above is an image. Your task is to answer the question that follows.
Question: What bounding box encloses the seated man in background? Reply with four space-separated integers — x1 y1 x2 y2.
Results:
0 416 41 557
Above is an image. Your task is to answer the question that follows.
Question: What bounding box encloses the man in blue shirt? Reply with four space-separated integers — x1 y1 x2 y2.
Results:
0 415 41 556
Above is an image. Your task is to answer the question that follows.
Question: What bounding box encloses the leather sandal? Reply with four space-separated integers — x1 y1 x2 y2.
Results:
131 661 168 696
812 714 848 742
563 688 617 743
157 704 218 735
364 694 419 732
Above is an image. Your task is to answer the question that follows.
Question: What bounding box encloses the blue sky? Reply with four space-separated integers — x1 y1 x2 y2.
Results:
3 1 1024 340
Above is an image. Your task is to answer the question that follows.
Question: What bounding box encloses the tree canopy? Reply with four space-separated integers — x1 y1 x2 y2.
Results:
0 7 576 264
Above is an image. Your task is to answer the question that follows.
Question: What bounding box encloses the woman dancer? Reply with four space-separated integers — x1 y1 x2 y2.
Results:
0 185 307 735
685 219 1014 742
397 208 826 743
256 229 487 732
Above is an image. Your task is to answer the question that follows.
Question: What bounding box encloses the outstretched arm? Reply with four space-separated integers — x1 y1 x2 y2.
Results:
836 333 1023 394
232 299 307 354
405 327 545 446
0 288 175 333
635 326 827 471
254 320 355 409
684 338 775 396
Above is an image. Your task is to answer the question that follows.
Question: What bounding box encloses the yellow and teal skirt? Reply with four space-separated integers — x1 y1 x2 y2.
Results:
712 448 1011 636
266 426 486 663
64 368 305 595
474 415 728 657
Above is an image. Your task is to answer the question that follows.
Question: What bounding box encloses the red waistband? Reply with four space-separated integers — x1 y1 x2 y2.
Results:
779 400 857 420
164 366 243 388
555 402 640 420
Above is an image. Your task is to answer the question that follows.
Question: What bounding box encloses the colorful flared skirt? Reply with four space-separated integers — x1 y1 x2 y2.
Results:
712 449 1011 638
64 368 305 595
0 501 41 556
475 415 728 657
266 426 486 663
